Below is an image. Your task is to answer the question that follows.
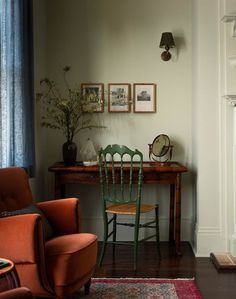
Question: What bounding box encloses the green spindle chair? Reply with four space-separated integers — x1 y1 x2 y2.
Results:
98 144 160 270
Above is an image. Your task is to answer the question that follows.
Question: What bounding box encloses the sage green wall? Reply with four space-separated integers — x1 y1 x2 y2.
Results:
34 0 192 241
32 0 47 199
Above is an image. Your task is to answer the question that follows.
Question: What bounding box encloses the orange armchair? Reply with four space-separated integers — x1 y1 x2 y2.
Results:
0 167 97 298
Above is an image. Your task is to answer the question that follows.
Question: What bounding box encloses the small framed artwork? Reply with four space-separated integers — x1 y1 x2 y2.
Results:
108 83 131 112
133 83 156 113
81 83 104 112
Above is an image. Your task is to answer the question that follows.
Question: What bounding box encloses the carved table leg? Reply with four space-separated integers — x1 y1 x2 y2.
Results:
169 184 175 244
54 174 65 199
175 173 182 255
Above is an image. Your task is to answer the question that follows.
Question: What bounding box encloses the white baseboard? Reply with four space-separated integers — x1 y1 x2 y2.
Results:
194 225 226 257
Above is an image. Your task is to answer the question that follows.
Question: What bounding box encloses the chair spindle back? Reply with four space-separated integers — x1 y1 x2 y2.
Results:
98 144 143 206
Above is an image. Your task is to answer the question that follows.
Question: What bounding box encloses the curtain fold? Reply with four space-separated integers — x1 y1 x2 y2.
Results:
0 0 35 176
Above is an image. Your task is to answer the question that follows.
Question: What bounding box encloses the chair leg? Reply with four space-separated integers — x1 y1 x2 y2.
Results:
99 238 107 267
112 214 117 260
155 206 161 257
99 213 108 267
134 216 140 271
84 278 91 295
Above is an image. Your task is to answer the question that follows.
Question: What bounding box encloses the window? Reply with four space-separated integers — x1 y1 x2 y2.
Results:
0 0 35 176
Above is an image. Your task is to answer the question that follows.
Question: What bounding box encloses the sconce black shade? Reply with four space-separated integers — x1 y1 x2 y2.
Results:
159 32 175 49
159 32 175 61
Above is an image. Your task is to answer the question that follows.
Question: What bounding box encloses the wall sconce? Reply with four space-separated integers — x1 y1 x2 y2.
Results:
221 15 236 37
159 32 176 61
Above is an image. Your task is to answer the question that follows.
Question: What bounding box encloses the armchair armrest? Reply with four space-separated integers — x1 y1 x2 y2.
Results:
0 287 33 299
0 214 44 263
36 198 80 235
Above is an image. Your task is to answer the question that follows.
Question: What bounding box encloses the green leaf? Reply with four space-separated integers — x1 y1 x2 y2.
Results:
36 66 106 141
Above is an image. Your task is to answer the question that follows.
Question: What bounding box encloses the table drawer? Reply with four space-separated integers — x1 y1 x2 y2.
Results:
58 172 100 184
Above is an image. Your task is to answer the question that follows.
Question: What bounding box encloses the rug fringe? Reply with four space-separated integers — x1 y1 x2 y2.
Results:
92 277 195 280
89 277 202 298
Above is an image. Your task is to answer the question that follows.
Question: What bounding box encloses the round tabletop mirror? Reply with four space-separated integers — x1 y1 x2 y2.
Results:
149 134 173 162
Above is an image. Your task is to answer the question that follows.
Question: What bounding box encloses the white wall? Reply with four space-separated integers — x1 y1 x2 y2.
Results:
31 0 48 199
34 0 193 242
192 0 222 255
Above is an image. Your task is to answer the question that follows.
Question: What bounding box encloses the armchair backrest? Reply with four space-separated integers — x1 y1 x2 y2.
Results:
0 167 33 213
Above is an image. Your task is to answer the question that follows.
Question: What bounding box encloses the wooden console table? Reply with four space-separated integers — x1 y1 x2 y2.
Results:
48 161 188 255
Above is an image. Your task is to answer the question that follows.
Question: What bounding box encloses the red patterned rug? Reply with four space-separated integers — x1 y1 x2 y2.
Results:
78 278 203 298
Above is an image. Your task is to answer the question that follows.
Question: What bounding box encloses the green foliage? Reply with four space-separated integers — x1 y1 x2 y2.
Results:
37 66 105 143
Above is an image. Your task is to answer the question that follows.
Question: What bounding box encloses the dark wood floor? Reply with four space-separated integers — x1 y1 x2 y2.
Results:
94 242 236 299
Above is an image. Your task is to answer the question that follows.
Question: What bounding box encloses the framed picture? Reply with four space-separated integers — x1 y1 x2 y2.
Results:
81 83 104 112
108 83 131 112
133 83 156 113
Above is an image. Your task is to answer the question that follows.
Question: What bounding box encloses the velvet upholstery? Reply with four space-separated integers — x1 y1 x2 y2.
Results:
0 204 54 240
0 167 98 299
0 287 33 299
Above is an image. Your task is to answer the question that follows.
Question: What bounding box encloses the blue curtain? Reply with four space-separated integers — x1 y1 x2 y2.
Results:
0 0 35 176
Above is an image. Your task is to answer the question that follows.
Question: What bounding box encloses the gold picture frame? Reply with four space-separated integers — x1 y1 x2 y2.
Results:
81 83 104 113
108 83 131 113
133 83 156 113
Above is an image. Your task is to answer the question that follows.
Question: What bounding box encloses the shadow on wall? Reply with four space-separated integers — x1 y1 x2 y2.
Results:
169 136 186 163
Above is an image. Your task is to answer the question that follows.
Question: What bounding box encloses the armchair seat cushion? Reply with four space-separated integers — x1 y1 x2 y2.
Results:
45 234 97 287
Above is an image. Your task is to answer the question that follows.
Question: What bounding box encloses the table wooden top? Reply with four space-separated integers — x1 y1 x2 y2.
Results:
0 258 14 277
49 161 188 173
